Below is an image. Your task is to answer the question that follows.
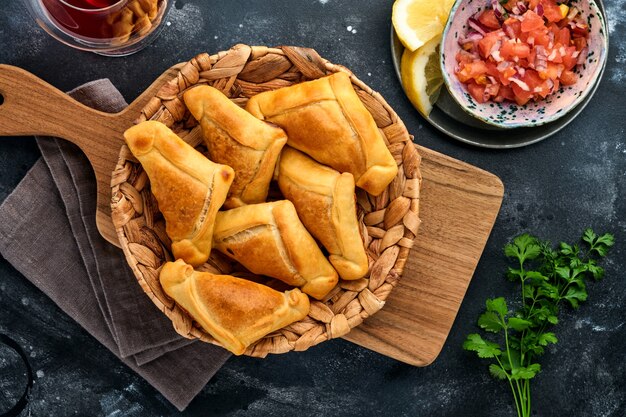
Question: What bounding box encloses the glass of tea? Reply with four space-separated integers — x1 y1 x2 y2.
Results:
21 0 172 56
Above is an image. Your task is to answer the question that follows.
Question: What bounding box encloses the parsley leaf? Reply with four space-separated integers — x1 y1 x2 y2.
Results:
537 332 558 346
504 234 541 263
489 364 508 380
463 229 614 417
463 334 502 358
478 311 504 333
486 297 508 316
507 317 533 331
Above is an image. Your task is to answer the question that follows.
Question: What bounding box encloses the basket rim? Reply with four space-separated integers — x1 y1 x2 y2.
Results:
110 44 422 357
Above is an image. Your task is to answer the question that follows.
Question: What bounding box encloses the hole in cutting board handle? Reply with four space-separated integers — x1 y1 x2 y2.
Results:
0 92 4 106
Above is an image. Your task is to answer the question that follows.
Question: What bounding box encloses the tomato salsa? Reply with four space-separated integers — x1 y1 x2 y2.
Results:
455 0 590 105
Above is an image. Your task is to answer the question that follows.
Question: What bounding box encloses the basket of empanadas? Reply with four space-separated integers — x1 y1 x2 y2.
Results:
111 44 422 356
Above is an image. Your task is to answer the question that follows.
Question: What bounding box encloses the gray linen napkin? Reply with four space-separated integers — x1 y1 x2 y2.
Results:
0 80 231 410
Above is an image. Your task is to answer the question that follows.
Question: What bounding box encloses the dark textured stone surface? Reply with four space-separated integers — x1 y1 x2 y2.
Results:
0 0 624 415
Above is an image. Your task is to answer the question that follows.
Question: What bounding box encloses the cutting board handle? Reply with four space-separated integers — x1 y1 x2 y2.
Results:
0 64 138 147
0 63 182 246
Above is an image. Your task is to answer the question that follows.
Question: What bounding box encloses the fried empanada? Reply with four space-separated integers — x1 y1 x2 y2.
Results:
184 85 288 208
160 259 310 355
277 147 368 280
212 200 338 300
124 121 234 266
245 72 398 196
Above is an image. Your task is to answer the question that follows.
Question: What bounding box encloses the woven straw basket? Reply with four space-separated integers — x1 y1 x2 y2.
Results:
110 44 422 357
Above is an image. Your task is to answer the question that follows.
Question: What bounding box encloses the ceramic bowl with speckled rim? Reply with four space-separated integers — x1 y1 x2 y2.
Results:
440 0 608 129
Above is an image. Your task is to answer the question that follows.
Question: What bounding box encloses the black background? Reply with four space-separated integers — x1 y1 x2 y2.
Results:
0 0 624 416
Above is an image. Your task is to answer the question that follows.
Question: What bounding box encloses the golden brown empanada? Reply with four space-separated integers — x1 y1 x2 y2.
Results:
245 72 398 196
124 121 234 266
277 147 369 280
184 85 288 208
212 200 339 300
160 259 309 355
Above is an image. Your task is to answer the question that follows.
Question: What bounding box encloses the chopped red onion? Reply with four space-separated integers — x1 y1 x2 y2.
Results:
485 83 500 97
492 0 507 21
510 77 531 91
490 40 502 55
535 45 547 58
497 61 512 71
567 7 579 20
535 3 544 16
548 49 558 61
468 17 488 36
556 65 563 77
516 1 527 13
504 24 516 39
458 31 484 46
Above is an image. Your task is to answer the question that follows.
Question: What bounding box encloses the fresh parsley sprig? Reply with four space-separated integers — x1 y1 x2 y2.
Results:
464 229 615 417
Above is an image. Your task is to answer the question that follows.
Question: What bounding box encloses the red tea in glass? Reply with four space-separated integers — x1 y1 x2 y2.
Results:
23 0 169 55
40 0 161 42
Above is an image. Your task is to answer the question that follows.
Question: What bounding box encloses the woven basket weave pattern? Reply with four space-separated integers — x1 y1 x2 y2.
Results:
111 44 422 357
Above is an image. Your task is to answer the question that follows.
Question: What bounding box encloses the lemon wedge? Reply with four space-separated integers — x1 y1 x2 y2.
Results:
393 0 455 51
400 35 443 116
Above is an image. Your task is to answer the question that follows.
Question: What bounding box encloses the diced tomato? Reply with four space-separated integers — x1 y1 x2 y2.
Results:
560 70 578 85
499 67 517 86
522 69 543 89
478 33 500 59
494 85 515 102
511 82 534 105
521 10 545 32
478 9 502 30
457 60 489 83
548 22 560 37
523 70 551 98
528 28 551 47
571 24 589 38
500 40 531 60
485 82 500 98
467 82 489 103
573 36 587 51
503 0 517 12
547 44 563 63
539 63 564 80
522 69 539 87
557 27 571 46
456 50 476 65
486 61 500 78
455 0 589 106
562 46 578 70
542 0 563 23
503 18 522 39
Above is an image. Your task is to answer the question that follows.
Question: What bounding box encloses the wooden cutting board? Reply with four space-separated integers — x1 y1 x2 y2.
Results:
0 64 503 366
344 148 503 366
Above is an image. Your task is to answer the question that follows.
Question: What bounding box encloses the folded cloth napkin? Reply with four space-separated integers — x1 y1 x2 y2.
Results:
0 79 231 411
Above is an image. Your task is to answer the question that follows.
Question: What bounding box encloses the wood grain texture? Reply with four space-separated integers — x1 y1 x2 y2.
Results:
0 64 184 245
344 146 504 366
0 64 502 366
